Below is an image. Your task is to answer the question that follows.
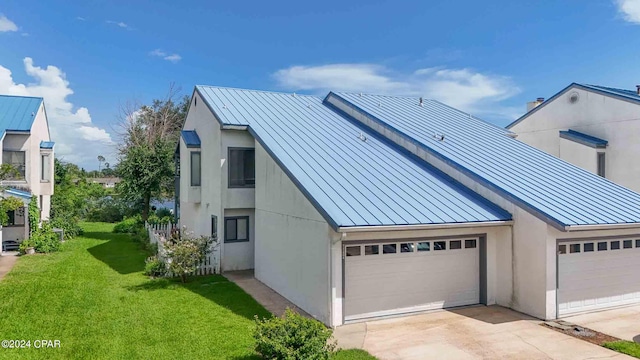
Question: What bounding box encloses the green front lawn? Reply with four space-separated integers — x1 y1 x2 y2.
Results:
0 222 269 359
0 222 374 359
604 341 640 358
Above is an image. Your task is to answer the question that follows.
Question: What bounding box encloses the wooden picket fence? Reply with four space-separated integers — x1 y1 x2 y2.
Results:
145 222 218 276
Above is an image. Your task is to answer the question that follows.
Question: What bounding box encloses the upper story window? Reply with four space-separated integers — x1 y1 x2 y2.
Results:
597 152 605 178
41 153 51 182
3 151 26 180
190 151 201 186
228 148 255 188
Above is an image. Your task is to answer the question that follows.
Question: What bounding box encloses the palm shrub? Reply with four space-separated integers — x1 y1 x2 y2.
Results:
254 309 336 360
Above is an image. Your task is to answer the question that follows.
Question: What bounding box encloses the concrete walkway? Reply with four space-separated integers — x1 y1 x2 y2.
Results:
565 304 640 343
334 305 632 360
0 253 18 281
224 270 310 318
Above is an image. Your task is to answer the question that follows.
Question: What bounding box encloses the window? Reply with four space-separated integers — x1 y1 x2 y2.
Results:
229 148 255 188
584 243 594 252
450 240 462 249
624 240 633 249
558 244 567 254
417 242 430 252
224 216 249 243
7 208 25 226
465 239 477 249
636 240 640 248
3 151 25 180
570 244 580 253
434 241 446 251
598 242 608 251
364 245 379 255
346 246 361 256
211 215 217 239
41 153 51 182
611 241 620 250
383 244 397 254
190 152 201 186
597 153 605 177
400 243 414 253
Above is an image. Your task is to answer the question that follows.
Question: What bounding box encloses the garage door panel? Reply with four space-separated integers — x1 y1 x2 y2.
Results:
344 239 480 321
558 239 640 316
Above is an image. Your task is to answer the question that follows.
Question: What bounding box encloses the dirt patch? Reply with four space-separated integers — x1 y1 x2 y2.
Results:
542 322 619 346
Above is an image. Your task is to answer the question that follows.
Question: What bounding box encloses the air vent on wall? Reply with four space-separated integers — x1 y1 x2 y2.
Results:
569 91 580 104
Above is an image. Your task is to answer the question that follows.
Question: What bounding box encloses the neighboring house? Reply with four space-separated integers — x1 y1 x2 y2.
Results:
177 86 640 327
90 177 121 189
507 83 640 193
0 95 54 246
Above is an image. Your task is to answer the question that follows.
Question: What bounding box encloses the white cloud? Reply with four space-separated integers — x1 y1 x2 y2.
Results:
106 20 131 30
76 16 86 21
615 0 640 23
0 14 18 32
0 57 115 167
149 49 182 63
273 63 520 120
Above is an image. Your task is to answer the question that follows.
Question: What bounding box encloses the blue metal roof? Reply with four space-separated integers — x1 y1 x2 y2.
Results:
559 130 607 148
5 188 32 200
181 130 201 148
580 84 640 103
508 83 640 129
40 141 55 149
0 95 42 133
328 92 640 230
195 86 511 229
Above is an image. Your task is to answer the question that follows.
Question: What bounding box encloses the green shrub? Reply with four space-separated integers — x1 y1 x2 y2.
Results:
49 213 83 239
254 309 336 360
155 207 173 219
143 255 166 277
86 197 127 223
113 215 143 233
163 227 217 283
21 222 61 254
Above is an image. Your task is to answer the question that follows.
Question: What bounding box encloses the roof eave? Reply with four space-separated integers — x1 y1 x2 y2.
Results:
564 223 640 232
337 220 514 233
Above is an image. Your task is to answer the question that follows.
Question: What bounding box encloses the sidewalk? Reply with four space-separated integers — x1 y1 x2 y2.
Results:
0 253 18 281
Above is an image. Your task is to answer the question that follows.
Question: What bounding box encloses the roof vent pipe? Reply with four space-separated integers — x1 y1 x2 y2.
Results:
419 97 424 107
636 85 640 95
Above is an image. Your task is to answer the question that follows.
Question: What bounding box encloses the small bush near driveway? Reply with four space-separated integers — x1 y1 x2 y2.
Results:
254 308 336 360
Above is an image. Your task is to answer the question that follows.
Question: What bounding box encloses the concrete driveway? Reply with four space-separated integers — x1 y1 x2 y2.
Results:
334 306 632 360
565 304 640 343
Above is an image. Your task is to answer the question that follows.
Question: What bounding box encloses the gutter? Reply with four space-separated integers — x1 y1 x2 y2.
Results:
564 223 640 232
337 220 513 233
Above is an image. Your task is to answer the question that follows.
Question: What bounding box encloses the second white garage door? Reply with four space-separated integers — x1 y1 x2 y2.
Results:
558 238 640 316
344 237 480 321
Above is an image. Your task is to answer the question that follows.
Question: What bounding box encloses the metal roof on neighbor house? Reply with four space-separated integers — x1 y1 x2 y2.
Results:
195 85 511 229
329 92 640 230
181 130 201 147
0 95 42 133
507 83 640 129
559 130 607 148
5 188 32 200
40 141 55 149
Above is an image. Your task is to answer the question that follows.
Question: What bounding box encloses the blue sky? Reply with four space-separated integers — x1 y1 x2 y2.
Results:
1 0 640 169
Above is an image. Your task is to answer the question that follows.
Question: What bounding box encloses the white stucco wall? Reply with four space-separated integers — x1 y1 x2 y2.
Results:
511 87 640 192
254 142 332 325
179 91 223 272
221 130 255 210
558 138 599 175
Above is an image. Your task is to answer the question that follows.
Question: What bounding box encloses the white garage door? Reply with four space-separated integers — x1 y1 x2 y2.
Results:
344 238 480 321
558 238 640 317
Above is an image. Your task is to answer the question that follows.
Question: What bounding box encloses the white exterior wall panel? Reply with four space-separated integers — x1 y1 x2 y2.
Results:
254 142 332 325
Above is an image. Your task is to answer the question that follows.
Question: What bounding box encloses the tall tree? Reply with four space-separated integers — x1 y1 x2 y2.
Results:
97 155 105 172
116 85 189 220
